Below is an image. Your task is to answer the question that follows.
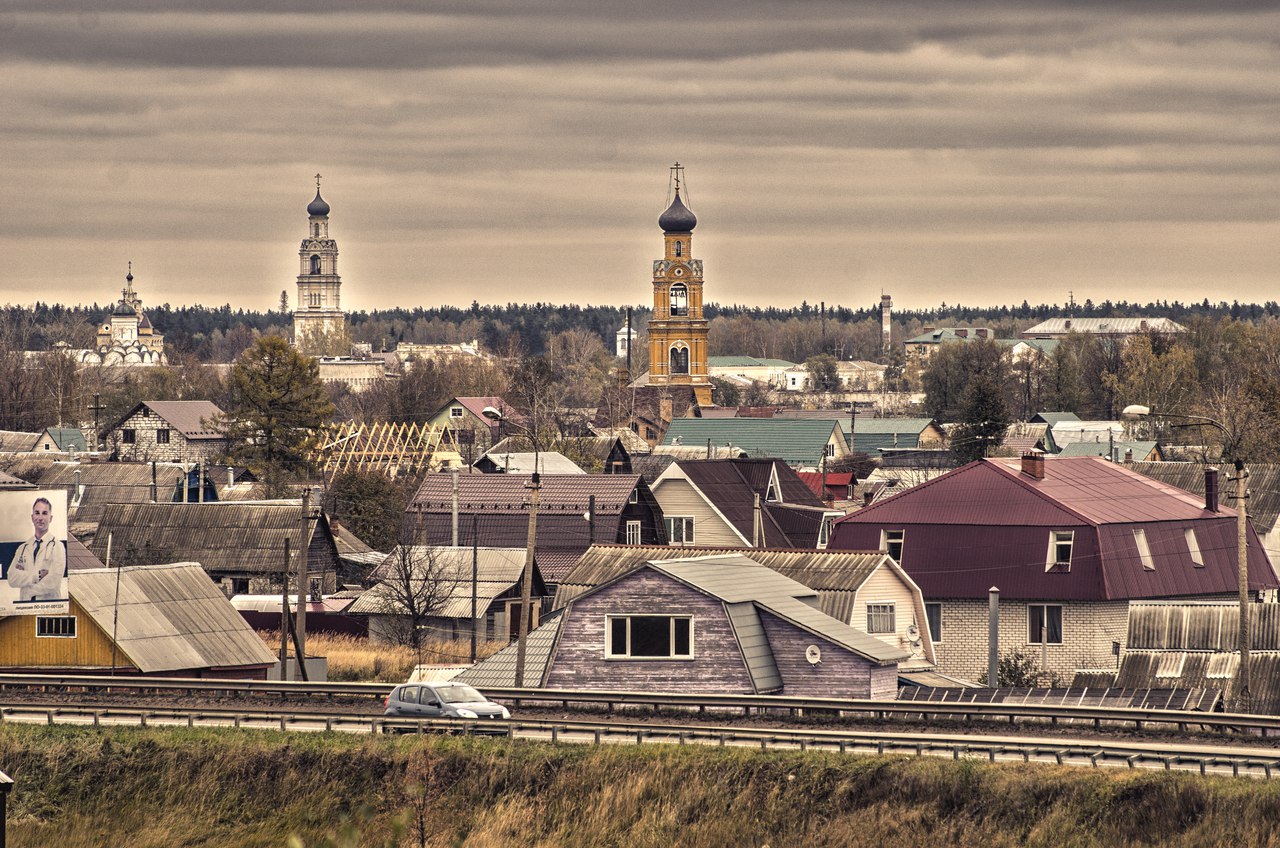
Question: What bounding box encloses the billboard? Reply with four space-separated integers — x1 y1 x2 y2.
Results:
0 490 69 615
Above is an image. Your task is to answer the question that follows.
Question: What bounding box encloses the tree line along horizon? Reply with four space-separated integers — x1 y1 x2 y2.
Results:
3 298 1280 472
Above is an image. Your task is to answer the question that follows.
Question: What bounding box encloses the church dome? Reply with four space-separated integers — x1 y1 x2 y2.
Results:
111 299 136 317
658 191 697 233
307 190 330 217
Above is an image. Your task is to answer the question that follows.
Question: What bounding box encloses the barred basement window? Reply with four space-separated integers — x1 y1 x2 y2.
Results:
607 615 693 659
36 616 76 638
866 603 896 634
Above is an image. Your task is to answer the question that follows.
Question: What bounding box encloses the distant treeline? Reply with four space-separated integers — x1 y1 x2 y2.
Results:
7 296 1280 359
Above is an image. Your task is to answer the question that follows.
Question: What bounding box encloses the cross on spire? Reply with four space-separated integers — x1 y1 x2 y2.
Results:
315 173 322 191
670 161 683 193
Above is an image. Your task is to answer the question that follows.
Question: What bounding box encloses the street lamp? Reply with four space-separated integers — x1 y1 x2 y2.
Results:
1121 404 1252 712
482 405 539 688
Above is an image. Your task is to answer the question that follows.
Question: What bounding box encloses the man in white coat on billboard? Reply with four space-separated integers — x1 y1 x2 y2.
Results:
7 497 66 601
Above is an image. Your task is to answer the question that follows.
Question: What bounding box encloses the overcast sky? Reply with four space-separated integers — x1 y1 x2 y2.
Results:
2 1 1277 313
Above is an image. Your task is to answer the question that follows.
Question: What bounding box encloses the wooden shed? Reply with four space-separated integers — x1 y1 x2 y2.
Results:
0 563 277 678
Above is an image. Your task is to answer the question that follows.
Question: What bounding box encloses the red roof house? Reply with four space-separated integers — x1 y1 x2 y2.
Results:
829 455 1279 683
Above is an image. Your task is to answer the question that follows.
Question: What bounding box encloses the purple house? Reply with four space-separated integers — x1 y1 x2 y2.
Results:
456 552 907 698
830 455 1279 683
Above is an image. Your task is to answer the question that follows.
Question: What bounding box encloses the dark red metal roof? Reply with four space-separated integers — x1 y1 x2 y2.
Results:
831 457 1278 601
674 459 828 548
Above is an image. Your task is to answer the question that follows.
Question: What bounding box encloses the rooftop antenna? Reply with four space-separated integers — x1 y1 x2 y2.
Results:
1067 290 1076 318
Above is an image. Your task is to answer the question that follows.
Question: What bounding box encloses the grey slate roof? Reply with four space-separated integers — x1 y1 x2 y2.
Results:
349 546 537 618
662 418 842 467
1058 440 1160 460
90 501 336 576
30 461 188 536
453 611 563 688
553 544 895 621
109 401 226 440
72 563 277 673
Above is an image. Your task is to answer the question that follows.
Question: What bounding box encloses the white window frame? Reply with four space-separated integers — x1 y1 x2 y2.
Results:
665 516 694 545
1046 530 1074 572
882 529 905 562
605 615 694 660
625 520 642 545
1134 528 1155 571
449 407 464 418
1027 604 1063 645
1185 527 1204 567
866 602 896 634
628 489 639 504
36 616 77 638
817 514 838 550
925 602 943 644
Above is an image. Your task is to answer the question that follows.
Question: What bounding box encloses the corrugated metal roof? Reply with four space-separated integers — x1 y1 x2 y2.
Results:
662 419 841 467
44 428 87 452
1131 462 1280 534
833 457 1279 602
72 563 277 672
0 470 33 489
1031 412 1082 426
412 473 643 514
666 459 828 549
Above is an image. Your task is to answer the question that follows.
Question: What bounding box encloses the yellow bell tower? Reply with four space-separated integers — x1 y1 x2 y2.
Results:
647 163 712 406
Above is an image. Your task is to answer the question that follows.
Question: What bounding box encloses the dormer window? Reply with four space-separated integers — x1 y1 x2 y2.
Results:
1046 530 1074 572
765 465 781 503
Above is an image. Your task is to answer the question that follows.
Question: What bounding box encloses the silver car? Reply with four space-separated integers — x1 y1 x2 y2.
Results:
383 682 511 720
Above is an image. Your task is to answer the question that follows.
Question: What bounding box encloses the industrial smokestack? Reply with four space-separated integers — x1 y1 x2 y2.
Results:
880 294 893 354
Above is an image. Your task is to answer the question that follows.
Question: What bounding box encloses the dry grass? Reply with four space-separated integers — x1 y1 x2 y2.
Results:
6 725 1280 847
257 631 509 682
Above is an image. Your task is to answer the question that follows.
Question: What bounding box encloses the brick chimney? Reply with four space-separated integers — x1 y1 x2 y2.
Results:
1205 467 1219 513
1021 452 1045 480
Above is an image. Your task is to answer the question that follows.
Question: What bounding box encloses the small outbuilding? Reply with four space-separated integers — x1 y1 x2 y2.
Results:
0 562 277 678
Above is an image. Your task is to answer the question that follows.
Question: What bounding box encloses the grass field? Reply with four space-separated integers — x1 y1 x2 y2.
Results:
4 723 1280 847
256 632 508 682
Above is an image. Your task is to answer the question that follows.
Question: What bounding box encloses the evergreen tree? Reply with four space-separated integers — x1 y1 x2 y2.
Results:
950 373 1011 464
222 336 334 476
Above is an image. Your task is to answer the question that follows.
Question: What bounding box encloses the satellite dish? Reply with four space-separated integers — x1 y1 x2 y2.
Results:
805 645 822 666
906 624 921 644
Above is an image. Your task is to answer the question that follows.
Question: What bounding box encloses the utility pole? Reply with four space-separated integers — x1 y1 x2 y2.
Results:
471 515 479 665
1233 459 1251 711
515 470 539 687
89 393 105 450
295 488 311 681
280 538 291 680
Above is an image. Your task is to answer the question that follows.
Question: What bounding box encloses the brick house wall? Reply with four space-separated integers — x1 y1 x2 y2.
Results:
757 610 898 699
109 408 227 464
928 597 1130 684
545 570 755 693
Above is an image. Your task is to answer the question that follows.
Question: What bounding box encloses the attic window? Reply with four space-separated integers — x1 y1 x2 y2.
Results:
766 468 780 503
1134 528 1155 570
1046 530 1073 572
36 616 76 638
882 529 904 562
817 516 835 549
607 615 692 659
1184 528 1204 567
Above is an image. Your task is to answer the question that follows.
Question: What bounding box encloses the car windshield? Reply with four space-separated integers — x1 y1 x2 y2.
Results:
434 684 485 704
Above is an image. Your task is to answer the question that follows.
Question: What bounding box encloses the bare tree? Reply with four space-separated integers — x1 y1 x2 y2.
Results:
365 521 461 660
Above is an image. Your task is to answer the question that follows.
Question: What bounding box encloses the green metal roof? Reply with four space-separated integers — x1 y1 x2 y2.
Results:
662 418 841 467
845 417 936 452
